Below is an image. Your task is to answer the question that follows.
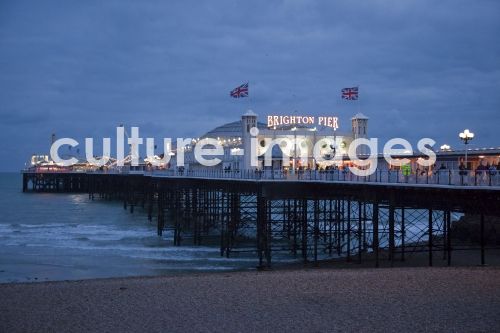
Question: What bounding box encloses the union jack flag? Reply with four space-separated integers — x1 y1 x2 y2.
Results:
230 82 249 98
341 87 359 100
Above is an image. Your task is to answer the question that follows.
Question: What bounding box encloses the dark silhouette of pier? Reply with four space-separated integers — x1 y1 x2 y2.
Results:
22 171 500 268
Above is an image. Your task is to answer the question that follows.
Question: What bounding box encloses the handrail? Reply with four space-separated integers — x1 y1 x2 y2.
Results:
141 168 499 187
23 167 500 187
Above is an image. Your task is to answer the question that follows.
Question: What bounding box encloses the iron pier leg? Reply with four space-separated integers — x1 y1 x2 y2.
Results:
335 200 342 256
157 191 164 237
313 199 319 266
147 191 153 222
266 198 272 266
447 211 452 266
358 201 362 264
363 203 367 253
428 209 433 267
373 202 379 268
220 192 226 257
401 207 405 262
480 214 485 266
346 199 351 262
292 199 297 256
257 185 266 269
329 200 333 256
389 204 395 266
443 211 447 260
302 199 308 263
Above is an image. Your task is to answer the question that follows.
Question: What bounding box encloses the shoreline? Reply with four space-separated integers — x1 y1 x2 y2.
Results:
1 266 499 332
2 263 500 287
3 245 499 286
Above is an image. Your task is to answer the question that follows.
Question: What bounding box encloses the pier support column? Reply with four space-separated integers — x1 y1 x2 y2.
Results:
147 182 154 222
388 204 395 266
313 199 319 265
443 211 447 260
358 201 362 264
174 188 181 246
157 191 164 237
256 184 269 268
292 199 298 256
192 189 199 245
22 174 28 192
346 199 351 262
220 192 225 256
373 202 379 268
301 199 308 263
428 209 433 267
401 207 405 262
336 200 341 256
446 210 452 266
480 213 485 266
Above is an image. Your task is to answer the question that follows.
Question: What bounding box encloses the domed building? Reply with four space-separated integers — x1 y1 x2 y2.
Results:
200 120 266 142
178 110 369 171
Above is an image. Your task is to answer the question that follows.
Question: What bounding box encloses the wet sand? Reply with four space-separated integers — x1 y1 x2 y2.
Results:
1 266 500 332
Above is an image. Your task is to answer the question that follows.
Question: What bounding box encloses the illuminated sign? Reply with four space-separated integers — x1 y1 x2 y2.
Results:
267 115 339 130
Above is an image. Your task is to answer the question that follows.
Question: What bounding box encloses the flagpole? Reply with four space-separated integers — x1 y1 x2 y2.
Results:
357 84 361 114
247 81 250 111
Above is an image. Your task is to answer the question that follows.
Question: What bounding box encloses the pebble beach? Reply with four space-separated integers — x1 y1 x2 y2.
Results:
1 266 499 332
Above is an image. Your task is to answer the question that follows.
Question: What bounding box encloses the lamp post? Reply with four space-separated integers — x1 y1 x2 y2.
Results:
459 129 474 168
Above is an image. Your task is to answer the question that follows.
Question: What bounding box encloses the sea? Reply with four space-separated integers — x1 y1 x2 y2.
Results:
0 173 258 283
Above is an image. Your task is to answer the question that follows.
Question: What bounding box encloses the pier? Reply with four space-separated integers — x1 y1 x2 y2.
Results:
22 170 500 268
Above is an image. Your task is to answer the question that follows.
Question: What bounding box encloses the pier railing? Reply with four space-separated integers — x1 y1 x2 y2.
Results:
23 167 500 187
140 168 500 187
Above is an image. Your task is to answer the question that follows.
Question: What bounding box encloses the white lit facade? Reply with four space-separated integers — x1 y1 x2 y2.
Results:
179 110 369 171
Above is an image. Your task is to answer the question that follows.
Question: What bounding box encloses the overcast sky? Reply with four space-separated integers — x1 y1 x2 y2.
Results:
0 0 499 171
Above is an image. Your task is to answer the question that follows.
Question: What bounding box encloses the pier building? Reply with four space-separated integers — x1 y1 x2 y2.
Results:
180 110 368 172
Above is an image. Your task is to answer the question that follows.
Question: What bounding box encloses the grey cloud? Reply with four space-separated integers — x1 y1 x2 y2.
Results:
0 0 499 170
